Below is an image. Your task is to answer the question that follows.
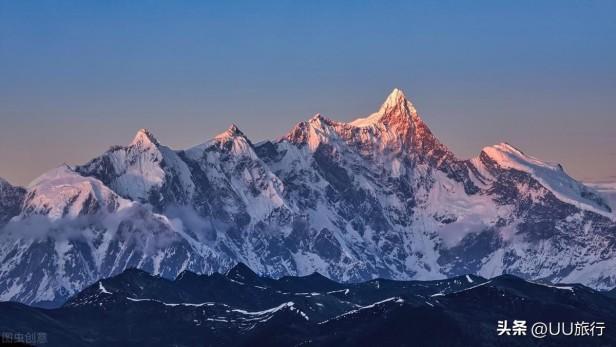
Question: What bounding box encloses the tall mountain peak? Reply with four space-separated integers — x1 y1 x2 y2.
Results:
199 123 259 159
309 113 333 123
349 88 419 128
284 88 446 156
382 88 407 108
309 113 324 122
130 128 160 147
215 124 246 141
5 87 616 308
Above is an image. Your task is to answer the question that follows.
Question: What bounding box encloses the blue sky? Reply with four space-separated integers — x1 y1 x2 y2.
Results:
1 0 615 185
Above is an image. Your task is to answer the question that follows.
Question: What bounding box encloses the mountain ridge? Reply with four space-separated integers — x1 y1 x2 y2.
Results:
1 88 615 307
2 265 616 346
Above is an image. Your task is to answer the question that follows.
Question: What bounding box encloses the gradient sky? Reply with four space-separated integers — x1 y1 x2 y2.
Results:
1 0 615 186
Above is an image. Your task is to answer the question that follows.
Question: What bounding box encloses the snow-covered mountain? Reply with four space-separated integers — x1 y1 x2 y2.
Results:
0 177 25 226
585 181 616 211
1 88 615 306
76 128 195 210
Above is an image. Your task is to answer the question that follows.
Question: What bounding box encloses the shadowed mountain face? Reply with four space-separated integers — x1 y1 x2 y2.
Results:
1 265 616 347
0 178 25 226
1 89 615 306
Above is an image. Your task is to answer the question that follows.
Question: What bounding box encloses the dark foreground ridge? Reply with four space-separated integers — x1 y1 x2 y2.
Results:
1 264 616 346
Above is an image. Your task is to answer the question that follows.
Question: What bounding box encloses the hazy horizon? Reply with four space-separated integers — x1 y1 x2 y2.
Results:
1 1 615 186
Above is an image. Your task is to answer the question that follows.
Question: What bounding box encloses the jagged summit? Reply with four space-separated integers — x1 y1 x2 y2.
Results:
3 87 616 308
130 128 159 147
77 127 195 207
285 88 438 154
349 88 419 127
191 123 258 159
308 113 335 124
215 124 246 140
283 113 341 151
381 88 408 108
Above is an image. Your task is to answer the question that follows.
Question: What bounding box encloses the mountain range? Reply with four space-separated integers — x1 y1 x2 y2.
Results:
2 264 616 346
1 88 615 307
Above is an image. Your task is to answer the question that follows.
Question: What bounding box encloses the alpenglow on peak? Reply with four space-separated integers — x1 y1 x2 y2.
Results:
130 128 160 147
349 88 419 127
382 88 407 107
215 124 246 140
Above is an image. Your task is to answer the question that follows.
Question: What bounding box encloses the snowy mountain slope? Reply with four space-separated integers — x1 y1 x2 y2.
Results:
21 165 129 219
0 166 209 306
76 129 194 211
1 88 615 306
478 143 612 216
0 177 25 226
182 124 289 226
585 181 616 211
443 149 616 288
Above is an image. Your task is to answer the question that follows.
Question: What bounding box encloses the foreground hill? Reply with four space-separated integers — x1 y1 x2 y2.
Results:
0 264 615 346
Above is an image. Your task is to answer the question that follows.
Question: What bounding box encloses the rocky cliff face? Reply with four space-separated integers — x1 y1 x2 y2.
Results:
0 178 25 226
1 89 614 306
